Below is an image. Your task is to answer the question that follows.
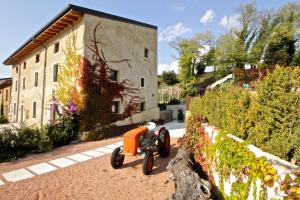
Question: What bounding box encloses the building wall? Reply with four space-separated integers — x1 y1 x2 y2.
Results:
9 14 159 127
0 85 11 119
10 19 85 126
83 14 159 125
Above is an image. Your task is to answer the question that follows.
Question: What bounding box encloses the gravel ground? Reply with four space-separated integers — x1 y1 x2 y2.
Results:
0 137 178 200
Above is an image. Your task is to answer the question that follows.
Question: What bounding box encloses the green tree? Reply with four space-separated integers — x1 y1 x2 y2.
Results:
161 70 179 86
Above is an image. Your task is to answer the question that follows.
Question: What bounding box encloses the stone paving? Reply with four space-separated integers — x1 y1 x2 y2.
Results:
0 141 123 184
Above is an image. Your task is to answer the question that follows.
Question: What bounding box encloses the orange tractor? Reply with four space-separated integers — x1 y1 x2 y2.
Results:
111 123 170 175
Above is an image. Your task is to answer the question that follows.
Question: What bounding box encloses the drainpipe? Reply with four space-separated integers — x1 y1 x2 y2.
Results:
33 38 48 126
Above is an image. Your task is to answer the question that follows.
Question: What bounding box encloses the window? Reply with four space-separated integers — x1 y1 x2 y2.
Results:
13 103 16 116
35 54 40 63
15 80 18 92
110 69 118 81
32 101 37 118
140 102 145 112
140 77 145 88
54 42 59 54
23 62 26 69
112 101 119 113
16 66 18 73
53 64 59 82
5 90 8 101
34 72 38 87
22 77 26 90
144 48 149 58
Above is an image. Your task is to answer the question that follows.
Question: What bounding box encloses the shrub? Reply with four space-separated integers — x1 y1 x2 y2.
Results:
189 67 300 163
0 128 20 161
0 115 8 124
190 84 253 139
167 98 180 105
248 67 300 161
17 127 52 154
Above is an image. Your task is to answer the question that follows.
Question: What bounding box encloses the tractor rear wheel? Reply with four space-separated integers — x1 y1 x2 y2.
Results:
111 147 124 169
142 152 154 175
158 128 170 158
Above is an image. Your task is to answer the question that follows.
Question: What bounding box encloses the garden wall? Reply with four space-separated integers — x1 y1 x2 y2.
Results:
185 114 300 200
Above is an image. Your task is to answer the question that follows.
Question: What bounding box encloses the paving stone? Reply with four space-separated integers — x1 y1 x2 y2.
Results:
82 150 105 158
0 179 4 186
105 144 120 150
94 147 114 153
67 153 92 162
27 163 57 175
3 168 35 182
49 157 77 168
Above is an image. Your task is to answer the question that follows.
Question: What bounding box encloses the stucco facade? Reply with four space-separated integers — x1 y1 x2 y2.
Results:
5 5 159 127
0 78 12 119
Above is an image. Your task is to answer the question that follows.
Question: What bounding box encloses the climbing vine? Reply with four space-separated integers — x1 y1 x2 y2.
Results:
79 23 140 132
55 32 82 109
185 115 300 199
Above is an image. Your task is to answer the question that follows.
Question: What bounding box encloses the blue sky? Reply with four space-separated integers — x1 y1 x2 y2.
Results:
0 0 298 78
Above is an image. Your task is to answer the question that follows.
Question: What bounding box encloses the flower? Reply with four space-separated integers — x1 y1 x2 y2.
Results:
67 102 77 113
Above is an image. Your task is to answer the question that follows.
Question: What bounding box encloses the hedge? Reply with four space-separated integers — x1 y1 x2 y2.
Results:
189 67 300 164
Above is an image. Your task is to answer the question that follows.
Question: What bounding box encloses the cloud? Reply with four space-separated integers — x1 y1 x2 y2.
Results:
172 5 187 12
158 60 179 75
200 9 216 24
159 23 192 42
220 14 240 29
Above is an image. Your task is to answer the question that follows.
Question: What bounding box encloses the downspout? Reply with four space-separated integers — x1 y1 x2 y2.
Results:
33 38 48 126
16 63 21 123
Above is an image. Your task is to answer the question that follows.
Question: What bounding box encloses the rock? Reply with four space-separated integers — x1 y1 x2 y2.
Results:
167 147 211 200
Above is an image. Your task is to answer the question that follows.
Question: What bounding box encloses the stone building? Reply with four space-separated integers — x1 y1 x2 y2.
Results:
0 78 12 119
3 4 159 126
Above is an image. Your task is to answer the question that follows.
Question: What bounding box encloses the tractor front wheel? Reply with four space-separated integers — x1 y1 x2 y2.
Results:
142 152 154 175
111 147 125 169
158 128 170 158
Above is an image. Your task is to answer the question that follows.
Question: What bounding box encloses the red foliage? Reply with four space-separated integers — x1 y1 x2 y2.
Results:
79 24 140 131
193 127 215 185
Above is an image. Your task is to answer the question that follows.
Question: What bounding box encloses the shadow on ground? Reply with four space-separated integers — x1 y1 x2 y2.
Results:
121 144 179 175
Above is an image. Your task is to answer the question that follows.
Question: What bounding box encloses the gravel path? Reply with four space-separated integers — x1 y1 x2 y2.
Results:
0 137 178 200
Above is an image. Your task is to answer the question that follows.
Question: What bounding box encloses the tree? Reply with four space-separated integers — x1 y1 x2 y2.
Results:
80 24 140 132
170 32 215 90
263 3 300 66
161 70 179 86
214 2 258 72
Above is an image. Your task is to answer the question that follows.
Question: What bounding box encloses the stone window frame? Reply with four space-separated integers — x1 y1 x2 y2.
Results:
140 76 146 88
52 63 59 83
32 101 37 119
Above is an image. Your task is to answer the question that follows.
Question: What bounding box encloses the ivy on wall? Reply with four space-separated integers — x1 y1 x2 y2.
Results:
79 23 140 132
185 115 300 199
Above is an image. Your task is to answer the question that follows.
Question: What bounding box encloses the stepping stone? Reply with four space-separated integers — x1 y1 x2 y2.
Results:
3 168 35 182
67 153 92 162
114 141 123 146
50 157 77 168
94 147 114 154
27 163 57 175
0 179 4 186
82 150 105 158
105 144 120 150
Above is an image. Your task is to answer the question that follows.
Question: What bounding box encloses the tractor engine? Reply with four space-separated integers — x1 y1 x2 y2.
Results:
139 131 157 151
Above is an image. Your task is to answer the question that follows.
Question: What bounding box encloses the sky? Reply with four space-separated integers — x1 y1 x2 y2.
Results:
0 0 299 78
